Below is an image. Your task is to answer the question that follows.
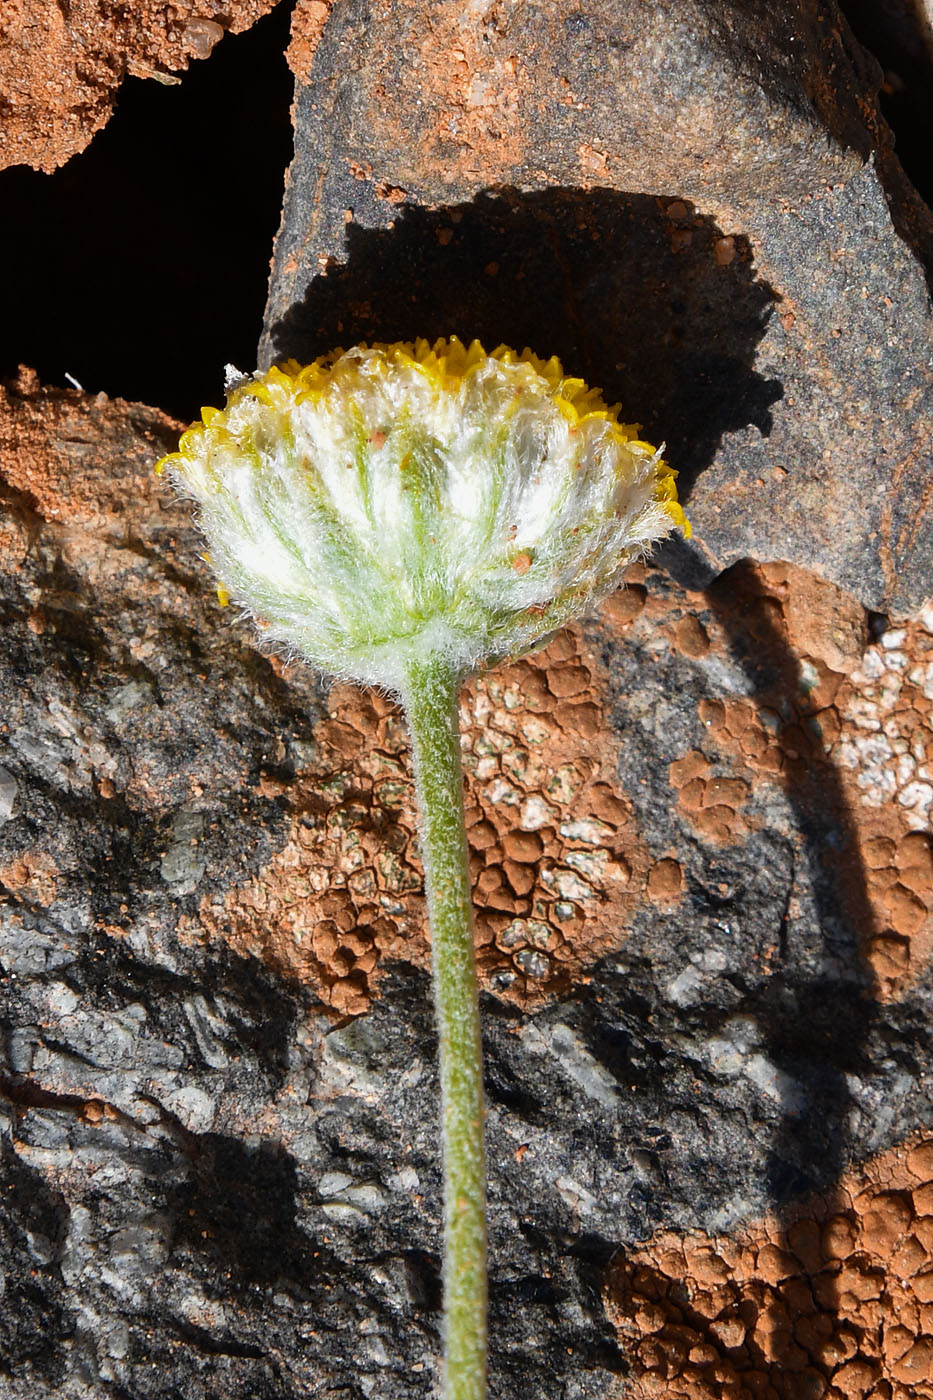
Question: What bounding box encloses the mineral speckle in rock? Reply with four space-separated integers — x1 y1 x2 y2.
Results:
0 768 19 824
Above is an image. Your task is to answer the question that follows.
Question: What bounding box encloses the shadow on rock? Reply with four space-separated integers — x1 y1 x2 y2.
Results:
72 935 300 1093
705 561 880 1196
0 1138 74 1385
168 1133 311 1292
703 559 881 1394
267 188 783 501
567 559 891 1391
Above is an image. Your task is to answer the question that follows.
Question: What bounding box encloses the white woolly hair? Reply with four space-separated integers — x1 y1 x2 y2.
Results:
162 345 681 690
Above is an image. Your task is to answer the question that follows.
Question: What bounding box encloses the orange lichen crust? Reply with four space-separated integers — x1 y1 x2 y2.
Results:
191 619 654 1016
606 1132 933 1400
188 553 933 1017
0 850 58 906
659 561 933 1000
286 0 334 85
668 748 752 847
0 367 180 526
0 1 278 173
379 0 529 189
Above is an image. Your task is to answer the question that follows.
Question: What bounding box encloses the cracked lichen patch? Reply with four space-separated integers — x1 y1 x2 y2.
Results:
607 1131 933 1400
837 615 933 823
668 748 753 847
192 617 653 1015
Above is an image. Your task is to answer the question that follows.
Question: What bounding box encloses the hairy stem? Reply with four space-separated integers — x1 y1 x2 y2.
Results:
400 653 487 1400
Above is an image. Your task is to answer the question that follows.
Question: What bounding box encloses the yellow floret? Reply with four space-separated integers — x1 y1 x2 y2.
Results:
154 338 690 541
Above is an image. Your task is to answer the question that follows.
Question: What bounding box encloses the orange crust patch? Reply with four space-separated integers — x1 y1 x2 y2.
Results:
286 0 333 85
364 0 529 190
607 1131 933 1400
0 2 278 173
190 613 654 1016
0 370 179 526
0 850 59 906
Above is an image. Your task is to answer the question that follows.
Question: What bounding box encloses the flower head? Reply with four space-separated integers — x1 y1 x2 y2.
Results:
157 337 687 689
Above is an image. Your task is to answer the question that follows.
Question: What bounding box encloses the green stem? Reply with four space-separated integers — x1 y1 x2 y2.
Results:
400 652 487 1400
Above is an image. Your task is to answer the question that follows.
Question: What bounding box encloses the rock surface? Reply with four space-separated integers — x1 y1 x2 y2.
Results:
1 377 933 1398
0 0 279 173
262 0 933 615
3 3 933 1398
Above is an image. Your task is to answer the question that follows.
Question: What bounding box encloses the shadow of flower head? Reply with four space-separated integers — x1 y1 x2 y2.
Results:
268 187 783 503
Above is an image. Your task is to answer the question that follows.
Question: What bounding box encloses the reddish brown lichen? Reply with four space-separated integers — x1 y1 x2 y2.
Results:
0 1 278 173
185 552 933 1016
606 1131 933 1400
0 368 179 524
0 850 58 905
285 0 333 84
357 0 529 191
191 617 654 1016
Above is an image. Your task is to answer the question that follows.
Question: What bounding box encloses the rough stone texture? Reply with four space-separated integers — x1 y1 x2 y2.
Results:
261 0 933 616
3 3 933 1395
2 378 933 1399
0 0 281 173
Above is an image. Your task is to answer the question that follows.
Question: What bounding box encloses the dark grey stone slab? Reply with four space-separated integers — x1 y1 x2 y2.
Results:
262 0 933 615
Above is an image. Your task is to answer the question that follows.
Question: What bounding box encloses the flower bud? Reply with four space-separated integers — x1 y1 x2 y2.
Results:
157 337 687 689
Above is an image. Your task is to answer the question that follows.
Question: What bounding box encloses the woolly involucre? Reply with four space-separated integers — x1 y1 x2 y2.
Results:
157 338 688 689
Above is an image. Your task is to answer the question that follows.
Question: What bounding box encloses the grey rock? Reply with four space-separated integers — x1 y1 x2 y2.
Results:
262 0 933 613
524 1020 621 1109
160 808 207 893
0 767 17 823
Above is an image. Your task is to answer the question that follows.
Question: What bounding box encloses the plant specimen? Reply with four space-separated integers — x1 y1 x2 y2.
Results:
157 336 687 1400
